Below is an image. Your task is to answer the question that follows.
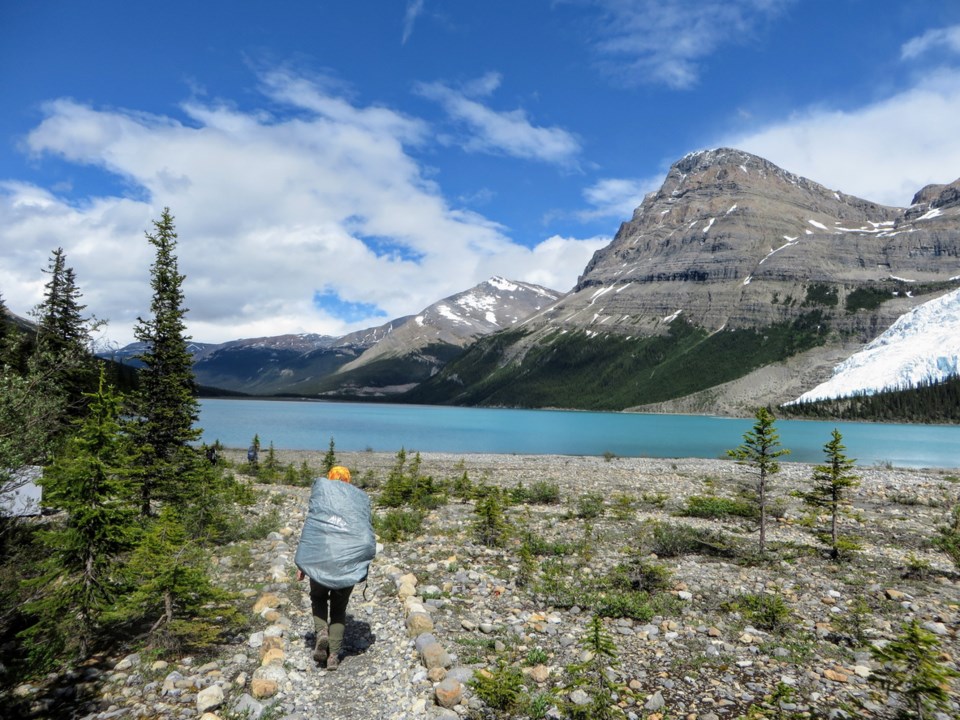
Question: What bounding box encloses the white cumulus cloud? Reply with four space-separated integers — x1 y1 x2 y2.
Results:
415 77 582 166
582 0 792 89
579 176 662 220
719 69 960 206
901 24 960 59
0 71 600 347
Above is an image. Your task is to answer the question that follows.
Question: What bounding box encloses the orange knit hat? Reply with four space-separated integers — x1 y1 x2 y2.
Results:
327 465 352 483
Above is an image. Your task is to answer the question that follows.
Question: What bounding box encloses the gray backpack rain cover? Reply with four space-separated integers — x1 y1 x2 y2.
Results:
294 479 376 589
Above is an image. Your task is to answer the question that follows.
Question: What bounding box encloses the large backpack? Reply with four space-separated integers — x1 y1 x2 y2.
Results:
294 479 376 589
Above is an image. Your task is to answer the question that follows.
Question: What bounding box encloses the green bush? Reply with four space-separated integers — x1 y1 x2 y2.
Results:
353 469 380 490
802 282 839 307
575 491 606 519
527 480 562 504
536 559 581 608
525 646 549 665
646 520 737 557
241 507 282 541
591 590 655 621
379 449 446 509
522 531 574 557
470 660 525 713
845 285 893 313
606 558 672 592
681 494 758 519
729 592 792 632
869 619 960 719
374 508 424 542
610 492 636 521
450 469 473 499
474 489 511 547
933 503 960 569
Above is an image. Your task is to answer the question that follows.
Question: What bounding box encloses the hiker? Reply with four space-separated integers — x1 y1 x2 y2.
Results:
247 445 258 464
294 465 376 670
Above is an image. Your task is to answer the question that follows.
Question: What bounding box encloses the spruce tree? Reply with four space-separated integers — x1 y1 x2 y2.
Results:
131 208 201 514
20 368 137 667
36 250 89 358
564 614 629 719
798 429 860 559
869 619 959 719
33 248 96 417
111 506 241 652
322 436 338 475
727 407 790 554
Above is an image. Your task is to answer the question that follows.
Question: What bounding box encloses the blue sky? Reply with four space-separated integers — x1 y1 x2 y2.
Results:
2 1 960 346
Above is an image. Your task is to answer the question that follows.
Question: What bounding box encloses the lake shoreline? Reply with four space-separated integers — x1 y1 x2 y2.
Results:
200 398 960 468
223 448 960 477
222 447 960 489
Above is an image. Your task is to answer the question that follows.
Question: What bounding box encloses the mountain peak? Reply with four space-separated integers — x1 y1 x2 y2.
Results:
674 147 768 174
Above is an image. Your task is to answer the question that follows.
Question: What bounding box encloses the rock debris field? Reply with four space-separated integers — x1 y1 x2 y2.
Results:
11 451 960 719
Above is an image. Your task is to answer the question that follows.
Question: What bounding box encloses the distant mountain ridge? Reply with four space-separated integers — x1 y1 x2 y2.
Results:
537 147 955 339
105 277 562 398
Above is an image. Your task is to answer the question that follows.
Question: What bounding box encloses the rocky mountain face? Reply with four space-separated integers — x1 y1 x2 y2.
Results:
160 277 561 396
347 277 561 364
411 149 960 412
532 148 959 341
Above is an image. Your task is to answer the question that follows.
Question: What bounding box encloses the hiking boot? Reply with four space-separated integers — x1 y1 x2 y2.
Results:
326 653 339 671
313 627 329 665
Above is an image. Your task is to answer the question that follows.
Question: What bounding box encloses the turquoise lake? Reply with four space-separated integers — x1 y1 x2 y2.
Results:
198 398 960 469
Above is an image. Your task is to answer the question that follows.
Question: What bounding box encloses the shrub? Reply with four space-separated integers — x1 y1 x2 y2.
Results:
353 469 380 490
527 480 562 504
522 531 574 557
833 596 873 647
524 692 555 720
575 492 606 519
470 660 525 713
536 559 581 608
606 558 672 592
509 481 529 504
803 282 839 307
638 491 668 508
591 590 655 621
374 509 424 542
645 520 737 557
728 592 792 633
474 488 511 547
903 553 933 580
516 539 537 588
681 494 758 519
563 615 630 720
525 646 549 665
450 469 473 500
933 503 960 569
611 492 636 521
379 449 446 509
869 620 959 719
241 507 282 541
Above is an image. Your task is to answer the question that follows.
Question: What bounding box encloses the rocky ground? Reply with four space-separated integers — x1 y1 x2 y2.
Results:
8 450 960 719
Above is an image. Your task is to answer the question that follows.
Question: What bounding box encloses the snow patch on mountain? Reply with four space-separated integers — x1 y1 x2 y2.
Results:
791 288 960 404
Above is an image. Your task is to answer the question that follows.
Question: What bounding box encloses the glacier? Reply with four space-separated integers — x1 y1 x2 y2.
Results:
791 288 960 404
